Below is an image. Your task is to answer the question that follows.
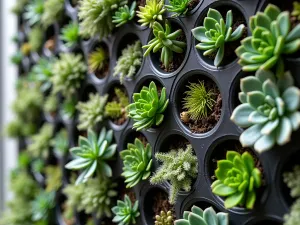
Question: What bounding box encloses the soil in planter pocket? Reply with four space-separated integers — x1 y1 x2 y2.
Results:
152 190 176 222
107 87 128 126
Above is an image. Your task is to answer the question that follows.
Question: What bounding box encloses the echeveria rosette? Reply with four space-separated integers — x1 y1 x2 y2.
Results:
120 138 153 188
192 8 245 67
165 0 190 17
236 4 300 76
136 0 166 27
112 1 136 27
143 22 187 68
127 81 169 131
65 128 117 184
231 70 300 153
175 206 229 225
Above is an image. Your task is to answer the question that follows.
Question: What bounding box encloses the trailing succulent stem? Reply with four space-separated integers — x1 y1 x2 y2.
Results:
192 8 245 67
112 1 136 27
137 0 165 27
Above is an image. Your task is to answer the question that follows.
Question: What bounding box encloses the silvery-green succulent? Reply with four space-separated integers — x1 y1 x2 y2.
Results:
231 70 300 153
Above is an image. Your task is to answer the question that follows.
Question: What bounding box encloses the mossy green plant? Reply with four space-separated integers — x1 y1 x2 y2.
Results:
88 46 109 74
61 22 80 48
12 0 29 15
112 1 136 27
45 166 62 192
105 88 129 121
284 198 300 225
28 26 43 52
44 94 58 115
41 0 65 28
283 165 300 198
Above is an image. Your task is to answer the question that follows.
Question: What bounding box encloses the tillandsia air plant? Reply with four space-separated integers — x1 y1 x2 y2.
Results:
165 0 191 17
28 26 43 52
32 191 56 223
88 46 109 77
155 211 173 225
136 0 166 27
51 53 87 98
211 151 262 209
143 21 186 69
112 1 136 27
174 206 229 225
127 81 169 131
236 4 300 76
78 0 127 39
24 0 44 26
112 194 140 225
231 70 300 153
150 144 198 204
120 138 152 188
41 0 64 28
51 128 69 157
61 22 80 48
113 40 143 84
65 128 117 184
77 93 108 130
181 80 216 123
292 1 300 21
192 8 245 67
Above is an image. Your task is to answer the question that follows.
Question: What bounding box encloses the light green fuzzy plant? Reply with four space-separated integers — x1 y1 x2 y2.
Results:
28 26 43 52
63 180 85 215
45 166 62 192
165 0 191 17
150 144 198 204
65 128 117 184
137 0 166 27
113 40 142 84
292 1 300 21
192 8 245 67
127 81 169 131
44 94 58 115
112 1 136 27
51 53 87 98
120 138 152 188
112 194 140 225
61 22 80 48
41 0 65 28
24 0 44 26
78 0 127 39
88 47 109 74
231 70 300 153
175 206 229 225
105 88 129 120
27 123 54 159
12 0 29 15
283 165 300 198
143 21 186 68
155 211 173 225
51 128 69 157
31 191 56 223
78 177 118 218
284 198 300 225
236 4 300 76
211 151 262 209
182 81 216 122
77 93 108 130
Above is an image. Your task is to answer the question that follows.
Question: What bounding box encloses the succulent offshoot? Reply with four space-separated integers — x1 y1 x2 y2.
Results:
112 1 136 27
137 0 166 27
165 0 191 17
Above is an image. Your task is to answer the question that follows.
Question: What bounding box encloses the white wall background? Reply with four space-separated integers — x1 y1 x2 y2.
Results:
0 0 18 213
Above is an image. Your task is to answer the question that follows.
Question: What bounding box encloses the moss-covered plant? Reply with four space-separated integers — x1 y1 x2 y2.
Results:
78 0 127 39
231 70 300 153
24 0 44 26
51 53 87 98
236 4 300 76
292 1 300 21
143 21 186 69
28 26 43 52
61 22 80 48
150 144 198 204
77 93 108 130
44 94 58 116
155 211 173 225
41 0 64 28
165 0 191 17
45 166 62 192
127 81 169 131
175 206 229 225
51 128 69 157
31 191 56 223
88 46 109 75
113 40 142 84
192 8 245 67
65 128 117 184
137 0 165 27
120 138 152 188
112 1 136 27
112 194 140 225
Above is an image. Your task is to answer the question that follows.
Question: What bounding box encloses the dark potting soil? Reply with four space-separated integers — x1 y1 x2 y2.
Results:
107 87 128 126
180 80 222 133
187 0 200 12
152 190 176 221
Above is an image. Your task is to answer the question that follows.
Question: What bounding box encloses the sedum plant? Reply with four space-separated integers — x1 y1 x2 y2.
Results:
51 53 87 98
283 165 300 198
165 0 191 17
231 70 300 153
192 8 245 67
32 191 56 223
41 0 64 28
105 88 129 120
63 181 85 215
112 1 136 27
284 198 300 225
61 22 80 48
292 1 300 21
28 26 43 52
212 151 262 209
113 40 142 84
24 0 44 26
150 144 198 204
175 206 229 225
51 128 69 157
127 81 169 131
112 194 140 225
137 0 165 27
143 21 186 68
44 94 58 115
65 128 117 184
155 211 173 225
78 0 127 39
45 166 62 192
120 138 152 188
236 4 300 76
88 47 109 74
77 93 108 130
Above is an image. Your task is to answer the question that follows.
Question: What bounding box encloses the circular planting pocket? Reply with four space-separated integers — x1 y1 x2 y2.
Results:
43 25 57 57
193 1 247 69
206 137 267 212
121 129 148 150
174 71 222 134
181 197 223 215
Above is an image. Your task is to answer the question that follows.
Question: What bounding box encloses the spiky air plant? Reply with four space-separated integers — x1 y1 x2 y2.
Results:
88 46 109 74
137 0 166 27
77 93 108 130
24 0 44 26
28 26 43 52
113 40 142 84
143 21 186 69
112 1 136 27
105 88 129 121
165 0 191 17
61 22 80 48
192 8 245 67
150 144 198 204
41 0 64 28
78 0 127 39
